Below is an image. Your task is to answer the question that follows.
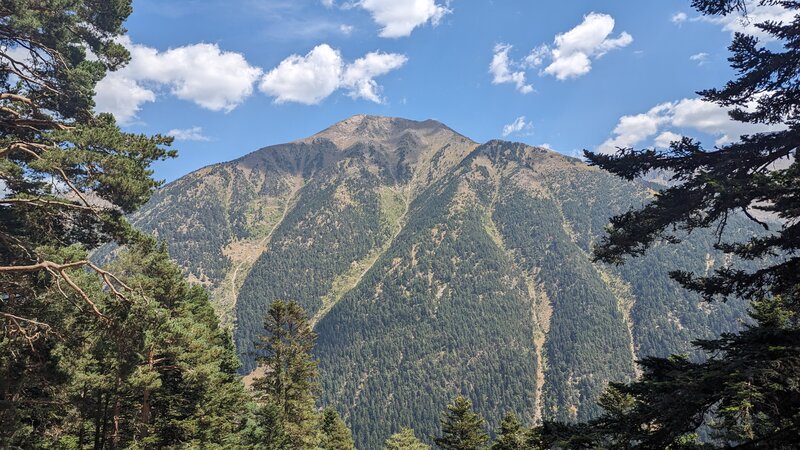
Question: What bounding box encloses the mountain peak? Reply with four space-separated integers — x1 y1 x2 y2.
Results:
298 114 471 149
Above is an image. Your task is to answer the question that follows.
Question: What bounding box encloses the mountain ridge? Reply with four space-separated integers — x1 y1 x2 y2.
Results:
117 115 753 449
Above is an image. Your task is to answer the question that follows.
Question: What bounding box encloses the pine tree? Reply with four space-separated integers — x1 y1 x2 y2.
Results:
57 240 252 448
384 428 431 450
0 0 173 442
568 0 800 447
252 300 320 449
491 412 527 450
434 396 489 450
319 406 356 450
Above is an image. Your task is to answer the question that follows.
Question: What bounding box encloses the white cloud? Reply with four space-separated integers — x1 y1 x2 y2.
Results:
543 12 633 80
167 126 210 141
671 12 688 23
502 116 532 137
342 51 408 102
93 75 156 124
322 0 334 6
654 131 682 148
598 97 784 153
340 24 354 34
491 12 632 92
598 103 672 153
490 44 533 94
703 1 795 41
259 44 407 104
690 52 709 65
524 44 549 68
259 44 343 104
94 37 262 124
358 0 451 38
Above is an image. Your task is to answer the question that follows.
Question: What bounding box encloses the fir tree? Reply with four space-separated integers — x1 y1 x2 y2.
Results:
434 396 489 450
568 0 800 447
491 412 527 450
319 406 356 450
384 428 431 450
252 300 320 449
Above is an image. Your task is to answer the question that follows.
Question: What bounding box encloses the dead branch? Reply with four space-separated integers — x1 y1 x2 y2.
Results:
2 312 53 349
0 197 100 212
0 259 138 320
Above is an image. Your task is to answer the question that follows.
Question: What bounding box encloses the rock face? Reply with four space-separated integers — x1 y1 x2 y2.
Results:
126 115 751 449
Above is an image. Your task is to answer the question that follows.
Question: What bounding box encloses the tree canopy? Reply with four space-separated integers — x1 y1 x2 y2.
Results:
562 0 800 447
0 0 173 347
434 395 489 450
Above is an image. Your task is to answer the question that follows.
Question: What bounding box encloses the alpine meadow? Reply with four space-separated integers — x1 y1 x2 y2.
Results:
1 1 798 449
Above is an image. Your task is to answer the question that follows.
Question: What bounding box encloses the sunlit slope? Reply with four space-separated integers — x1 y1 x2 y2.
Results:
124 116 752 449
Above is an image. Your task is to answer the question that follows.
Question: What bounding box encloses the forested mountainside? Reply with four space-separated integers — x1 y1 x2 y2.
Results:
123 115 755 449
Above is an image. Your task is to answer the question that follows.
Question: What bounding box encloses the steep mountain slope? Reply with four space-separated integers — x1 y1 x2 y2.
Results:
125 116 751 449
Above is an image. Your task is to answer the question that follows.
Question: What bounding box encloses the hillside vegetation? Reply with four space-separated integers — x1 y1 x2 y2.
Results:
127 115 756 448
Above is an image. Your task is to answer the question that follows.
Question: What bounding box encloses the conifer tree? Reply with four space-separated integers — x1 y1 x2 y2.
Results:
566 0 800 447
384 428 431 450
0 0 174 440
319 406 356 450
434 396 489 450
252 300 320 449
491 412 527 450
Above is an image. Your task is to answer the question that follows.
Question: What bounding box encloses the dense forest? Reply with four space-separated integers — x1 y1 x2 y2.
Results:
2 0 798 449
131 119 765 448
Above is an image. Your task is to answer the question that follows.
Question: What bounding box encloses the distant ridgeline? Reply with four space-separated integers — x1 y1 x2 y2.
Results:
121 115 759 449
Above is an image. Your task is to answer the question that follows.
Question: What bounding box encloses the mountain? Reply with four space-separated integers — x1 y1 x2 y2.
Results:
121 115 752 449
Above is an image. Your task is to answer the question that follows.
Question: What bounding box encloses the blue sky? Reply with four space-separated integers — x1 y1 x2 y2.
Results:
95 0 791 182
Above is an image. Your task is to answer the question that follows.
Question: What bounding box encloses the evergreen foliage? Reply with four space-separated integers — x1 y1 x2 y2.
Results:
0 0 174 337
434 396 489 450
384 428 431 450
492 412 527 450
320 406 357 450
1 239 253 448
129 116 762 448
549 0 800 447
252 300 321 449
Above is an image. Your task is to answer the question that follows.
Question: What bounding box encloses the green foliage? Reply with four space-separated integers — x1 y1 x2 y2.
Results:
252 300 321 449
0 2 186 447
434 396 489 450
235 144 396 374
0 240 252 448
123 117 758 448
384 428 431 450
320 406 356 450
562 1 800 448
492 412 527 450
242 402 291 449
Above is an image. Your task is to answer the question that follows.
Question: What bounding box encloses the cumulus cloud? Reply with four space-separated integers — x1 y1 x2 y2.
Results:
358 0 451 38
541 13 633 80
490 44 533 94
654 131 682 148
671 12 688 23
490 12 632 91
259 44 343 104
94 75 156 124
259 44 407 104
94 37 262 124
502 116 532 137
167 126 210 141
598 97 784 153
704 1 795 41
342 51 409 102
